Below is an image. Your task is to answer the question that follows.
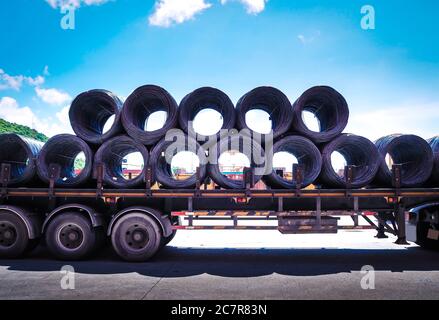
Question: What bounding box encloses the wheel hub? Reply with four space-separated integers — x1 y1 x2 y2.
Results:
125 224 149 249
0 222 18 247
59 224 84 250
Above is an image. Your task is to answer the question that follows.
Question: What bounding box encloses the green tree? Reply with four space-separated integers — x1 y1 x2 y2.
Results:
0 118 48 142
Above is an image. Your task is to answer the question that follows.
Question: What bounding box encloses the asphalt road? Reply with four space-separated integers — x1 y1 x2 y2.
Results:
1 230 439 300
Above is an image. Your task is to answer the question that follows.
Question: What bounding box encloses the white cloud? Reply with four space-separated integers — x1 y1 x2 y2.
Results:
345 102 439 141
0 97 38 127
45 0 111 9
27 76 45 87
0 69 45 91
35 87 72 106
0 97 73 137
297 31 320 45
149 0 212 27
220 0 267 14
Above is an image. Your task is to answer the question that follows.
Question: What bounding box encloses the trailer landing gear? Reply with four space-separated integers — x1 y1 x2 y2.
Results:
375 226 389 239
110 213 162 262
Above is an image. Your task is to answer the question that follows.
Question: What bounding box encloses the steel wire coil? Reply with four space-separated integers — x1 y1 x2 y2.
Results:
121 85 178 146
0 133 43 186
318 134 380 188
208 133 266 189
178 87 235 144
235 86 293 140
149 132 207 189
374 134 434 187
263 135 322 189
69 89 123 145
37 134 93 187
94 135 150 188
291 86 349 144
427 136 439 184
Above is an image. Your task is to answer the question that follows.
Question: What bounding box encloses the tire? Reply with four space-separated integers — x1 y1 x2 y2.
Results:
160 230 176 248
111 213 162 262
0 212 31 259
45 213 98 260
416 221 439 250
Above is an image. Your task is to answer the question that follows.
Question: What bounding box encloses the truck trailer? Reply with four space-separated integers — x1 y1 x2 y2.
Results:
1 165 438 262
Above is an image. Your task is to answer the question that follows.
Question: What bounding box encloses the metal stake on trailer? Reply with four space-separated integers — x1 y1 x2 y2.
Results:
94 162 104 198
0 163 11 199
48 163 61 211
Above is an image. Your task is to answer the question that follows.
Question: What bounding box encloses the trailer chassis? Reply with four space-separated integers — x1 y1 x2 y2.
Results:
1 164 439 261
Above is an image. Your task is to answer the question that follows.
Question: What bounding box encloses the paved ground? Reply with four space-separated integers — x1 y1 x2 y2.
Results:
1 229 439 300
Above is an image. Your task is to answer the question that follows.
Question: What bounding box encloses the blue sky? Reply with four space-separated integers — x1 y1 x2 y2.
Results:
0 0 438 140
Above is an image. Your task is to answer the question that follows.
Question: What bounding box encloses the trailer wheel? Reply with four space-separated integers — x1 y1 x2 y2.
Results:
161 230 177 248
111 213 162 262
0 212 30 258
416 221 439 250
45 212 98 260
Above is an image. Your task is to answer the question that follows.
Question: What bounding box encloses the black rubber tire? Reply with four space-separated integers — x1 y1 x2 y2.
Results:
416 221 439 250
111 213 162 262
160 230 177 248
45 213 98 261
0 212 30 259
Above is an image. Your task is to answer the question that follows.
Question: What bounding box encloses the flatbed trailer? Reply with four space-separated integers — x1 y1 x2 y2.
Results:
0 160 437 261
1 177 439 261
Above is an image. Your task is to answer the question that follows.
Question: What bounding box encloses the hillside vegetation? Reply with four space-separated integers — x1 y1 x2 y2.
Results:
0 118 48 142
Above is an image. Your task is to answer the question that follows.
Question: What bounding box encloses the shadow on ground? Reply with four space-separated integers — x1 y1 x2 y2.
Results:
1 245 438 278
